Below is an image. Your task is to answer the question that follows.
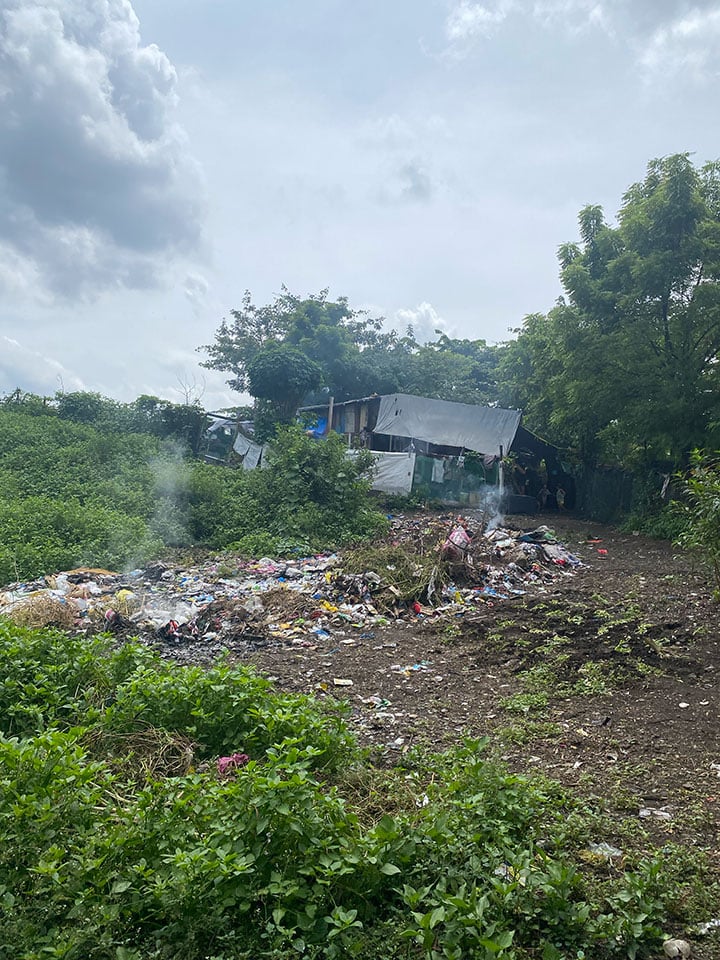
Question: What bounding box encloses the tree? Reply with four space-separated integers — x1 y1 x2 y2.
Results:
200 288 506 428
410 335 502 404
0 390 54 417
675 451 720 597
501 154 720 464
246 344 322 438
200 287 396 402
55 391 106 424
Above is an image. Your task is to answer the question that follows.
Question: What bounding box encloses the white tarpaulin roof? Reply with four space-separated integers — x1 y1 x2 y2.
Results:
374 394 521 455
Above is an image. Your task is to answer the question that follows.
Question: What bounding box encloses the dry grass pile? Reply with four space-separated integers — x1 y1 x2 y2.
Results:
341 543 448 604
4 594 77 629
84 726 197 782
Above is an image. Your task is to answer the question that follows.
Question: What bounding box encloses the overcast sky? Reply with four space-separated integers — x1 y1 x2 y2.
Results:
1 0 719 409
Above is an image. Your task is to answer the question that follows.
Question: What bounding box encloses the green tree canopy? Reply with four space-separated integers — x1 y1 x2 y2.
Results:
200 288 505 423
55 391 106 424
247 343 323 437
200 287 397 402
500 154 720 464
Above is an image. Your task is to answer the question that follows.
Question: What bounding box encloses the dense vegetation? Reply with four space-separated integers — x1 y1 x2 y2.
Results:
0 621 684 959
0 408 385 583
498 155 720 467
200 288 501 437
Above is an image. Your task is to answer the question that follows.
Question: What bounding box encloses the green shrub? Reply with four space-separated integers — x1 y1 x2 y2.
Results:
0 496 162 583
673 450 720 596
0 623 152 738
0 623 356 771
102 659 356 768
0 410 388 583
0 623 677 959
244 426 388 548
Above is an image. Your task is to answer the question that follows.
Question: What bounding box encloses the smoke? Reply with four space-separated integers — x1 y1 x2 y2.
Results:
477 484 505 532
149 440 192 546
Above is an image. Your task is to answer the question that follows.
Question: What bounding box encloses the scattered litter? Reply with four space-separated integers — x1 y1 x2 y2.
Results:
694 919 720 935
582 842 623 862
362 695 392 709
390 661 432 677
217 752 250 776
493 863 527 885
639 807 673 820
333 678 354 687
0 514 583 664
663 939 691 959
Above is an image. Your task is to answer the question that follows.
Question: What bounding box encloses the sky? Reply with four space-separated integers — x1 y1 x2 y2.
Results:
1 0 719 409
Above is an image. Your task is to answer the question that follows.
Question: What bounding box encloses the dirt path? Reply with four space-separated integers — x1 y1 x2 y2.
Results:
247 514 720 954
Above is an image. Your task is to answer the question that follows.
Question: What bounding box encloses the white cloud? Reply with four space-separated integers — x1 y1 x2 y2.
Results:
183 271 210 316
359 113 451 150
639 6 720 80
446 0 720 61
396 162 435 203
446 0 515 44
0 335 86 396
0 0 205 298
444 0 615 51
532 0 610 32
395 302 452 342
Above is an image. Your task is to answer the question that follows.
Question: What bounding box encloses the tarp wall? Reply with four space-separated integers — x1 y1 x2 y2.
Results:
347 450 416 495
374 394 521 455
233 432 265 470
370 452 416 495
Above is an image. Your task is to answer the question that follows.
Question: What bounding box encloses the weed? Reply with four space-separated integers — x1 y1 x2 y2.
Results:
521 663 559 693
500 691 550 714
573 661 613 695
442 621 462 640
633 659 664 677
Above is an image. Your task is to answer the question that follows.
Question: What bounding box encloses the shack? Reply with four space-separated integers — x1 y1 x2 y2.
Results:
300 393 564 509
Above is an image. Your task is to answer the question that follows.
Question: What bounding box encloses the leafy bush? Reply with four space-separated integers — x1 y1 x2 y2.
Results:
0 622 356 770
0 623 149 738
0 410 387 582
0 410 170 580
622 505 688 541
102 660 356 766
621 469 687 541
0 496 162 583
243 425 388 549
673 451 720 596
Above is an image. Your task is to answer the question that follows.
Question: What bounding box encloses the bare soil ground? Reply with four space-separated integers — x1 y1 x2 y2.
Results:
245 513 720 955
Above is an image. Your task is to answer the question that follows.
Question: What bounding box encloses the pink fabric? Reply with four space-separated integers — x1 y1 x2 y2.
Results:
217 752 250 775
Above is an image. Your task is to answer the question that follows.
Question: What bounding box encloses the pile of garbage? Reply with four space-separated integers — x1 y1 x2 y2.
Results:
0 516 582 659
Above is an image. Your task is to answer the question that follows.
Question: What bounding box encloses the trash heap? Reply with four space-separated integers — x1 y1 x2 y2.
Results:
0 516 582 660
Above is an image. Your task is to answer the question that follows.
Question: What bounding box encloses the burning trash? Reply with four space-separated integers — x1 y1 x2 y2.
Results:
0 514 583 662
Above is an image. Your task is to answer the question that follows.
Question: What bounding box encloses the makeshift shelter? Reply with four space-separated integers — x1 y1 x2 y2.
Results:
301 393 561 507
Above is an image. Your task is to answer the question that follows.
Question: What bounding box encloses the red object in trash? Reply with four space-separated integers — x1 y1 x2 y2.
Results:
412 601 422 614
597 548 608 556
